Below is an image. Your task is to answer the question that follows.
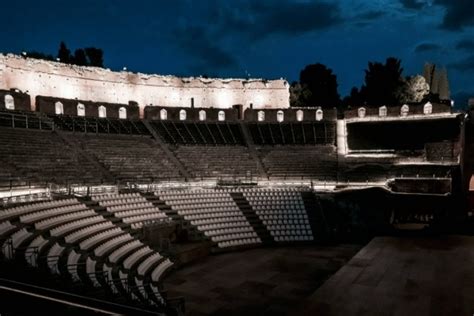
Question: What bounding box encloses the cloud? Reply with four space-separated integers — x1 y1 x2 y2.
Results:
434 0 474 30
168 1 342 74
172 25 239 74
414 43 442 53
449 54 474 72
212 1 342 41
400 0 426 10
456 39 474 50
357 10 386 21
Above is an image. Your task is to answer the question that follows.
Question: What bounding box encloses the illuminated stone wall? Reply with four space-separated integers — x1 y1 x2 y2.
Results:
0 54 290 117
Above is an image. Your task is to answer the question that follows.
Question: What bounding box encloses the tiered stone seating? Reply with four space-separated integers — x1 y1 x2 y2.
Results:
157 189 261 248
172 146 262 179
338 156 455 182
49 114 149 135
151 121 245 145
70 134 181 183
257 145 338 180
242 188 314 242
0 196 173 308
249 122 336 145
0 198 78 221
0 128 104 185
0 109 53 130
92 192 170 229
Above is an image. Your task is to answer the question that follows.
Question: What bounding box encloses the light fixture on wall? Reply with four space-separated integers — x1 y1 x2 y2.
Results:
123 67 127 71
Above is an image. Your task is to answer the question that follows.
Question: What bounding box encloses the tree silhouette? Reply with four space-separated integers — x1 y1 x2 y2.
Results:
363 57 405 106
72 49 88 66
85 47 104 67
57 41 71 63
296 63 340 108
342 87 366 107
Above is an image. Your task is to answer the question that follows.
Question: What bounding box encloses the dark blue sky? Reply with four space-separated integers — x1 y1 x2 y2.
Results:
1 0 473 106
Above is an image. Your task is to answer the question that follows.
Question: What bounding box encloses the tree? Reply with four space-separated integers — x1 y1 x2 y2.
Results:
363 57 405 106
290 82 312 107
85 47 104 67
297 63 340 108
342 87 366 107
72 49 88 66
397 75 430 103
57 41 71 63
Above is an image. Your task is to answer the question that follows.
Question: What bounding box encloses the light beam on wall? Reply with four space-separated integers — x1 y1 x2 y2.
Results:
255 95 264 107
217 90 232 108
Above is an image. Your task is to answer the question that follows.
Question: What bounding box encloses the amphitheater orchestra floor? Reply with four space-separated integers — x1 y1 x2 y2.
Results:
300 235 474 316
163 244 361 315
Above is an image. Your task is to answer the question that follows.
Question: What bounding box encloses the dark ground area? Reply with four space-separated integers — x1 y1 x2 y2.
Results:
300 235 474 316
163 244 362 315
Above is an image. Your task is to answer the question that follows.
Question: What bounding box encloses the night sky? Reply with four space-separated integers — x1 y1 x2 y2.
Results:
1 0 473 107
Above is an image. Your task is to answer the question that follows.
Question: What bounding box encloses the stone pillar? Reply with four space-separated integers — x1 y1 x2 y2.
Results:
336 119 347 155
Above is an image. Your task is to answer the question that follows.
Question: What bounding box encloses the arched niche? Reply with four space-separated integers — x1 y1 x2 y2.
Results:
160 109 168 120
401 104 409 117
296 110 304 122
179 109 187 121
4 94 14 110
378 106 387 117
77 103 85 116
55 101 64 115
358 107 366 118
119 107 127 119
277 110 284 122
218 110 225 121
257 110 265 122
423 102 432 115
98 105 107 118
315 108 323 121
199 110 206 121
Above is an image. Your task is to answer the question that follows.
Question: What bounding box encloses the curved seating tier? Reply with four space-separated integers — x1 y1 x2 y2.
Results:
243 188 314 242
69 134 181 182
94 193 170 229
158 189 261 248
172 146 262 179
0 195 173 309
